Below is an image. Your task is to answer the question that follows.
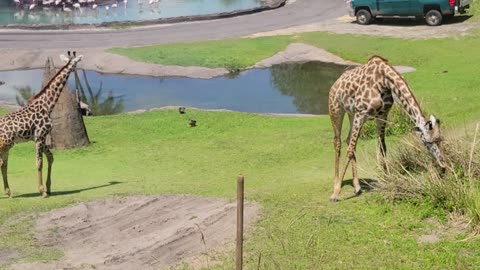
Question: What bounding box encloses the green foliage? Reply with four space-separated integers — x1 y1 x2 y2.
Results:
360 105 413 140
74 69 124 115
14 86 35 107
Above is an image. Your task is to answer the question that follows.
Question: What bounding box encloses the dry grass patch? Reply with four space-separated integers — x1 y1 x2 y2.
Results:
376 123 480 234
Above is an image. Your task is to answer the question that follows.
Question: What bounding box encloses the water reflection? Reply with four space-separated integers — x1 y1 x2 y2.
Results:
74 70 124 116
0 0 266 25
9 69 124 116
0 61 348 115
271 61 348 114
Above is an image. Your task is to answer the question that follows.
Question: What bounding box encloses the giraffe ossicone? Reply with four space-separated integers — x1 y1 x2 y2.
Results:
0 51 83 198
328 55 445 202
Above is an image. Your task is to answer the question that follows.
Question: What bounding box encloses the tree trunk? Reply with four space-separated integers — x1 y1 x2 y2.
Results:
42 57 90 150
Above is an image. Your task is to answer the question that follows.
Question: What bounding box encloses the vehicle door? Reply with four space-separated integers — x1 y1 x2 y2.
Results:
376 0 411 15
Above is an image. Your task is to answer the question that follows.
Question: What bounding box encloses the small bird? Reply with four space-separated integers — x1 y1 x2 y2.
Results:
63 3 72 12
188 119 196 127
111 1 117 8
29 0 36 10
92 3 97 8
73 2 82 12
178 107 186 114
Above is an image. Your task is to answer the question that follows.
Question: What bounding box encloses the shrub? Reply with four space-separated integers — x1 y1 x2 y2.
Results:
375 123 480 232
360 105 412 140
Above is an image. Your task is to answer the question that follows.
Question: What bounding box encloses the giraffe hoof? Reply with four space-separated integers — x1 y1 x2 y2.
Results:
354 189 362 196
5 188 11 197
42 192 48 198
329 197 338 203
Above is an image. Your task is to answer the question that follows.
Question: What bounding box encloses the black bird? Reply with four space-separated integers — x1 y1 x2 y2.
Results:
188 119 197 127
179 107 186 114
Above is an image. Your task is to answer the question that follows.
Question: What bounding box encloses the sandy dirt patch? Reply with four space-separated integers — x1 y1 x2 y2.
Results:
0 48 228 79
417 214 470 244
7 195 260 270
248 15 478 39
254 42 416 74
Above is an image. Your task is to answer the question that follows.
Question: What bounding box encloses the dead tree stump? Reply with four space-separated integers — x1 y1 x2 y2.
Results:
42 57 90 150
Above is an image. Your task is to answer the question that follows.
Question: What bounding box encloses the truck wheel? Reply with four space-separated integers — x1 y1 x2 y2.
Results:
356 9 372 25
425 10 442 26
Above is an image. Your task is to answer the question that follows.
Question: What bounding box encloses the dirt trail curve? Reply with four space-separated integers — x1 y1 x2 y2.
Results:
8 195 260 270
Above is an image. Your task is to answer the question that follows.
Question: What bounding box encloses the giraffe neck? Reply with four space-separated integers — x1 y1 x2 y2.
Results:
29 60 76 114
381 63 427 129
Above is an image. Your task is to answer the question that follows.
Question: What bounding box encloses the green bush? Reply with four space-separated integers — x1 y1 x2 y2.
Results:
360 105 412 140
376 124 480 232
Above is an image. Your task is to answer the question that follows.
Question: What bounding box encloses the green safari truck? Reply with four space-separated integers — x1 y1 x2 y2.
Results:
348 0 471 26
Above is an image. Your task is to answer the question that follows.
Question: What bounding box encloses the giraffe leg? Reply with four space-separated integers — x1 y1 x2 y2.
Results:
346 114 361 195
376 117 388 172
44 146 54 195
0 148 11 197
346 114 354 145
329 108 345 202
35 141 47 198
332 113 366 202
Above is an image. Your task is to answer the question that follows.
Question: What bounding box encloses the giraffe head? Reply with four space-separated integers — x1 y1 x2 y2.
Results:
416 115 446 170
59 51 83 67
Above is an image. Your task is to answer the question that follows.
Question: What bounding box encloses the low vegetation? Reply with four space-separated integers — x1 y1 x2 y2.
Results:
377 124 480 231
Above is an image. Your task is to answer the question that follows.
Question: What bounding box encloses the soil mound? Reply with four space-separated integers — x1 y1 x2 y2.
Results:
10 195 260 270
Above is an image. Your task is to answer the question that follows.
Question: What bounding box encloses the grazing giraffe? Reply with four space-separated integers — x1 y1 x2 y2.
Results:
0 51 83 198
328 55 446 202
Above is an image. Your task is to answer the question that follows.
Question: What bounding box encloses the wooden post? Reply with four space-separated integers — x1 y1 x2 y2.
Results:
236 175 244 270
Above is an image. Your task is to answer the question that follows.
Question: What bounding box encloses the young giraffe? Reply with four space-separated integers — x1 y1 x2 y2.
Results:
0 51 83 198
328 55 446 202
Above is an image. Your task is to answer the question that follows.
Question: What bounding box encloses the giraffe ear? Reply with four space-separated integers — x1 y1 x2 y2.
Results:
429 115 437 127
59 54 69 63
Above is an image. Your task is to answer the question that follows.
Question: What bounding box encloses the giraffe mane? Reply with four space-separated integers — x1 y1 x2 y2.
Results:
374 56 425 124
368 55 389 63
28 59 71 105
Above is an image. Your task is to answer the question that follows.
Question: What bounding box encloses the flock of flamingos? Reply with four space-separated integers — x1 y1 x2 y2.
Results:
12 0 161 16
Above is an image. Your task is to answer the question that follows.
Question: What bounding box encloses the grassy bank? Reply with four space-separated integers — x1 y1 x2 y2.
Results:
1 110 479 269
111 31 480 123
2 29 480 268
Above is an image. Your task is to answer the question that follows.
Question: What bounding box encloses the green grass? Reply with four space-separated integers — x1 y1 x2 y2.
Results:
1 109 480 269
4 19 480 269
110 36 293 71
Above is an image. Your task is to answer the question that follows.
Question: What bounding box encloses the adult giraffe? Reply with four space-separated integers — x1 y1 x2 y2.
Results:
0 51 83 198
328 55 446 202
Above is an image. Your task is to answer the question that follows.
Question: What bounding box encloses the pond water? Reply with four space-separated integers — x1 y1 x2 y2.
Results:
0 61 348 115
0 0 265 25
